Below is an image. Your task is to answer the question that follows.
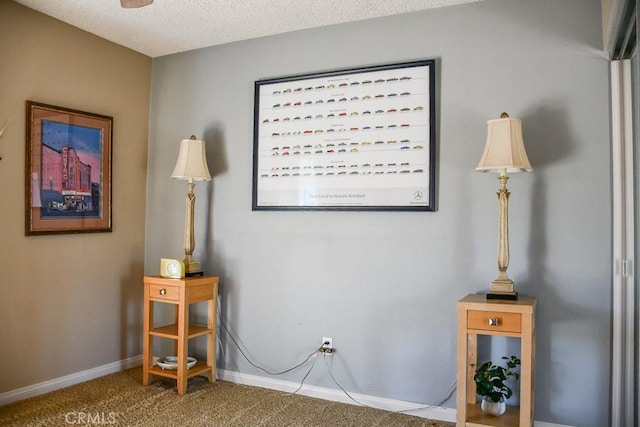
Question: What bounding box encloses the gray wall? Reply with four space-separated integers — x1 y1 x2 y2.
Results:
145 1 610 426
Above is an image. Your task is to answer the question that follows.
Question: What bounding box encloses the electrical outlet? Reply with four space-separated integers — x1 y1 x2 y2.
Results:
320 337 333 355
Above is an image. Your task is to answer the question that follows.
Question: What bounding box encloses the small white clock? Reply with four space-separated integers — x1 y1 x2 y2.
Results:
160 258 185 279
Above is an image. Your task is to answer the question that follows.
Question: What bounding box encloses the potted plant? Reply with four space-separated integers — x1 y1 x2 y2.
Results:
473 355 521 415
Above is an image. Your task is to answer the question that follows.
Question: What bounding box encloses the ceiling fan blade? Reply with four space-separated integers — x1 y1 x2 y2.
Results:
120 0 153 8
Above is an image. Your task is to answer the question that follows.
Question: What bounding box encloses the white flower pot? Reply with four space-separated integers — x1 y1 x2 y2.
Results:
481 396 506 416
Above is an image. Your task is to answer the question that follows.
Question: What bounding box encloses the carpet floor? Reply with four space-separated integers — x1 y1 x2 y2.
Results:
0 368 455 426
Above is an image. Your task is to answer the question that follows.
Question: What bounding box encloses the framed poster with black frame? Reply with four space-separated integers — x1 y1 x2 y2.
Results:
252 59 437 211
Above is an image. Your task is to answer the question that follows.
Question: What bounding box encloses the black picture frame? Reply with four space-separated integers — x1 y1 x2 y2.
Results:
252 59 437 211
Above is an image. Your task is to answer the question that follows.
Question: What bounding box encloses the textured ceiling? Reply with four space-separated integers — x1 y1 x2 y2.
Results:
13 0 481 58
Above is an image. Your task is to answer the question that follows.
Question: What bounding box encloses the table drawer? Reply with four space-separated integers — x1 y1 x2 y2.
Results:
149 283 180 301
467 310 521 333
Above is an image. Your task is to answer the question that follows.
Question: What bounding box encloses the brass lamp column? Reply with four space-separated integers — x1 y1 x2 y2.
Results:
494 169 512 291
171 135 212 276
476 113 532 300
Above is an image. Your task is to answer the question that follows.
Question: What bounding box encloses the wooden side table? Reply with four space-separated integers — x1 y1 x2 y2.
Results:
456 294 536 427
142 275 219 395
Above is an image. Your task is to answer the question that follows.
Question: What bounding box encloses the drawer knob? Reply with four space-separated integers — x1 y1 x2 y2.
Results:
160 289 166 295
488 317 499 326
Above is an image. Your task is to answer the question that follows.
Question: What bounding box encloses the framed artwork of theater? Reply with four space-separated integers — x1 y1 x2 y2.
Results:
252 59 437 211
25 101 113 235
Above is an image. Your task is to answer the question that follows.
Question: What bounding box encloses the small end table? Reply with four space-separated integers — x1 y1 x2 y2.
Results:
456 294 536 427
142 275 219 395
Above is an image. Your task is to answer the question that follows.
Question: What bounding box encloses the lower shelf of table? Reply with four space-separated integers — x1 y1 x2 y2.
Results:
464 403 522 427
147 361 212 380
149 323 211 339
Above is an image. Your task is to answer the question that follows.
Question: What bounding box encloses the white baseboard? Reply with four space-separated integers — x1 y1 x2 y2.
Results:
217 368 458 422
217 368 574 427
0 355 142 407
0 356 573 427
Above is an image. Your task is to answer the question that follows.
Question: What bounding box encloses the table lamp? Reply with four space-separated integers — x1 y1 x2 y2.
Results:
476 113 532 300
171 135 211 276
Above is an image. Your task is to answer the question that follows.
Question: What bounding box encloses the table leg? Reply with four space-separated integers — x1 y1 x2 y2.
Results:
467 333 477 403
177 292 189 395
207 294 217 382
456 310 468 426
520 314 534 427
142 285 153 386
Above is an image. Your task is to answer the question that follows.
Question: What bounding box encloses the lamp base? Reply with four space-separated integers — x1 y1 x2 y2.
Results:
488 278 517 300
490 278 514 294
487 291 518 301
183 257 202 276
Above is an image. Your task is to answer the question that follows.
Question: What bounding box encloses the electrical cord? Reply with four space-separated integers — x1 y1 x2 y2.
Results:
220 320 322 376
321 353 368 406
396 381 457 413
219 319 456 412
321 355 457 413
288 354 318 395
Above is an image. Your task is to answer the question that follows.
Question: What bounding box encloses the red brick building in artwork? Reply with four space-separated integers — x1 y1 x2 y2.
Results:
41 144 95 212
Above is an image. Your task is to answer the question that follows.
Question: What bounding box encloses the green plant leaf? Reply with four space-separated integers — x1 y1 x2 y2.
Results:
473 355 520 401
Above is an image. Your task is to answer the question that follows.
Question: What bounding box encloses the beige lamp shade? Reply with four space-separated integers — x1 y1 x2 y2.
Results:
120 0 153 8
476 113 532 173
171 136 212 181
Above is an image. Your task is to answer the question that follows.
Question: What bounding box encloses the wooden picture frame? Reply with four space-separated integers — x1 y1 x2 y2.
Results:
252 59 437 211
25 101 113 235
